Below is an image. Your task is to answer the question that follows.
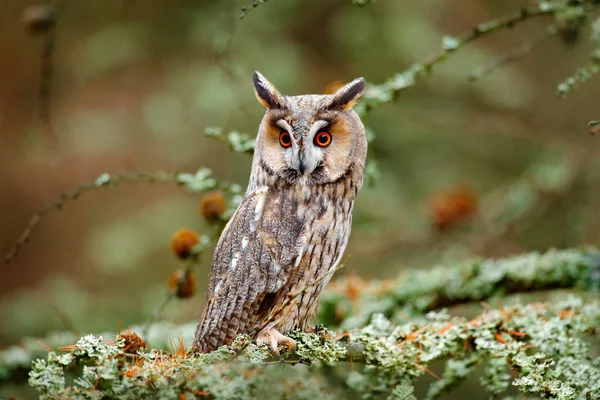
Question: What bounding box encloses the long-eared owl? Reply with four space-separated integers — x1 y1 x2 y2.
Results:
193 72 367 354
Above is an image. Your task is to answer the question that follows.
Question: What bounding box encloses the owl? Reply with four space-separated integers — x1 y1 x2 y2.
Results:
193 72 367 355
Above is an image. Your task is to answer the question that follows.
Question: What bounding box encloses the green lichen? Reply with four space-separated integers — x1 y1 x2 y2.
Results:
24 298 600 399
205 127 256 155
319 247 600 329
3 247 599 398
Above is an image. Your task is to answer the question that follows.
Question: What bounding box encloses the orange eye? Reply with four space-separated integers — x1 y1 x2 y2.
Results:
314 131 332 147
279 131 292 148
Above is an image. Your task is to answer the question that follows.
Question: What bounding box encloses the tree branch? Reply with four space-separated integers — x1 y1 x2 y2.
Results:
25 298 600 399
319 247 600 329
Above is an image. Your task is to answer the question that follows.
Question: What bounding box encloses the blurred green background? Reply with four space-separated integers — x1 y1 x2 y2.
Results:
1 0 599 363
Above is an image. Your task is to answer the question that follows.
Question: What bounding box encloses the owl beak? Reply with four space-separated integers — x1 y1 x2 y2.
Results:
298 151 307 175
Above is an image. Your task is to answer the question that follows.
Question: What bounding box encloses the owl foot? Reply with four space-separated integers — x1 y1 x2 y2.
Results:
256 328 296 358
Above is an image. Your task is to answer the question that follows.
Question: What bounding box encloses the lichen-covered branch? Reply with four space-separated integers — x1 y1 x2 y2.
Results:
3 247 598 389
357 5 555 113
556 13 600 97
239 0 268 20
204 127 256 155
468 24 559 82
318 247 600 329
26 298 600 399
4 168 241 264
356 1 600 113
0 322 198 383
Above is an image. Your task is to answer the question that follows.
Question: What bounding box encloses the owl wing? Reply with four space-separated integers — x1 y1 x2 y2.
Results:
194 185 306 350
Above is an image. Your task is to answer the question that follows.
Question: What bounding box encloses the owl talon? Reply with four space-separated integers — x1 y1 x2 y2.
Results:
257 328 296 358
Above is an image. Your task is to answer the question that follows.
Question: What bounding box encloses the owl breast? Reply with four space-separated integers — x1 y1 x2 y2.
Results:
259 177 357 333
193 165 362 352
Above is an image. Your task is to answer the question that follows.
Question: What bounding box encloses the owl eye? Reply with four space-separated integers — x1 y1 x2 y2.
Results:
279 131 292 148
314 131 332 147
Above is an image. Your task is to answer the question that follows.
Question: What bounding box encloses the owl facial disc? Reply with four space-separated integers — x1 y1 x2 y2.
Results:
276 119 329 180
252 71 367 187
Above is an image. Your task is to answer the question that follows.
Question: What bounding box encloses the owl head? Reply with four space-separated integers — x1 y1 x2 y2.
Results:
251 71 367 187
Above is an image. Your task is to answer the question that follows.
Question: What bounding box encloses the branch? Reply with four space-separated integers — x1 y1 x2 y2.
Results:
4 168 236 264
204 127 255 155
468 24 559 81
239 0 268 19
358 5 556 113
25 298 600 399
319 247 600 329
3 246 598 386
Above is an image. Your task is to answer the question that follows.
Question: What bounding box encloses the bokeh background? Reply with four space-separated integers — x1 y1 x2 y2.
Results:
1 0 599 390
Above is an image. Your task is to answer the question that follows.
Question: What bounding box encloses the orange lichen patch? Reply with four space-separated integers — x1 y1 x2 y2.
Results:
150 350 169 369
122 363 142 379
506 330 527 337
324 80 346 94
169 334 189 358
334 329 360 341
416 364 442 380
36 340 53 352
437 323 455 335
170 228 200 259
186 390 210 397
398 326 428 347
495 332 508 345
119 328 146 354
58 344 78 352
168 269 197 299
199 191 227 223
559 309 574 320
429 185 477 231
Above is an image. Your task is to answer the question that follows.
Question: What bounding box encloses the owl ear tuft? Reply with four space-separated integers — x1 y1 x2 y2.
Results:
253 71 283 109
327 77 366 111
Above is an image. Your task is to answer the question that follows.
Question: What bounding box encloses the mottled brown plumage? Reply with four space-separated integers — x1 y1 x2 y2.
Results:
193 72 367 354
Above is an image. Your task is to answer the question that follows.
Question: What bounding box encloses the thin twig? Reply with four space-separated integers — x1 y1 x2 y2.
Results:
37 0 69 154
39 24 57 151
469 25 559 81
44 296 78 333
142 293 175 339
362 5 558 111
239 0 268 19
5 171 179 264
